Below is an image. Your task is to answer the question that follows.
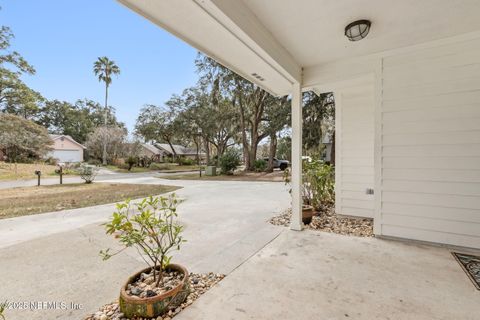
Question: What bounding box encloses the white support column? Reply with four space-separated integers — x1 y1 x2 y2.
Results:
290 81 303 231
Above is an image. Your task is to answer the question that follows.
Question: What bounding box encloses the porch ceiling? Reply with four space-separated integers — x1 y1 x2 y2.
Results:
242 0 480 67
118 0 480 95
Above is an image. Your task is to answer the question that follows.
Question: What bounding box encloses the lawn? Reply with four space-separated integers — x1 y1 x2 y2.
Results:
0 183 180 219
0 162 69 181
160 171 284 182
107 164 201 173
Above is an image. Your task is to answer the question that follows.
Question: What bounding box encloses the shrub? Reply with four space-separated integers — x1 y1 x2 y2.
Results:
87 159 102 166
254 159 267 172
283 160 335 211
138 156 153 168
78 164 99 184
219 149 240 175
126 156 137 171
178 157 195 166
149 163 172 171
100 194 185 287
117 163 130 170
302 160 335 210
45 157 58 166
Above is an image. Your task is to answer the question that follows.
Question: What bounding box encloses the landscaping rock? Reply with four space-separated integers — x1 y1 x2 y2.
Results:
84 272 225 320
269 207 374 237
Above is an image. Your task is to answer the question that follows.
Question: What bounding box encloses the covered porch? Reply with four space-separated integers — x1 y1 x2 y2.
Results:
118 0 480 249
173 229 479 320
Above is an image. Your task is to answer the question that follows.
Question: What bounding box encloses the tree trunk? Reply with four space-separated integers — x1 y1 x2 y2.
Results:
266 134 277 173
203 137 211 165
102 84 109 165
166 139 177 161
237 93 250 170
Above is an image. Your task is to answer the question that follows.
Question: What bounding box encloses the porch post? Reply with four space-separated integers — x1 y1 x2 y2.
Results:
290 81 303 231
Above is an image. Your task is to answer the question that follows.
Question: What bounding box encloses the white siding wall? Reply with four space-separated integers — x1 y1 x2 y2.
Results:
378 37 480 248
336 85 375 218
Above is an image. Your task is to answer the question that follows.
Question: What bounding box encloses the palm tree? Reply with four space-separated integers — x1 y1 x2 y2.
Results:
93 56 120 165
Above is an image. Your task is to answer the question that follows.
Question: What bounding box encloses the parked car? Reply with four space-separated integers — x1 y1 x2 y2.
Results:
263 158 289 171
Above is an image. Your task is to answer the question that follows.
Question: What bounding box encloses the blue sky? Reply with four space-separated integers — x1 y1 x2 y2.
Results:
1 0 199 132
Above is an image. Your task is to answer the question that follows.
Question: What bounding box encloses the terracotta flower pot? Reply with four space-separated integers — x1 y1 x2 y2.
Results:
302 205 314 224
119 264 191 318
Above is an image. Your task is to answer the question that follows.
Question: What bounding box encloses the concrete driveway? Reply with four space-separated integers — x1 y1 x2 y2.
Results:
0 175 290 320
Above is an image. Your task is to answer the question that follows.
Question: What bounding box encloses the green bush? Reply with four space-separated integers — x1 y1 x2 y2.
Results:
126 156 137 171
87 159 102 166
254 159 267 172
117 163 130 170
77 164 99 184
303 160 335 210
45 157 58 166
219 149 241 175
283 160 335 211
178 157 195 166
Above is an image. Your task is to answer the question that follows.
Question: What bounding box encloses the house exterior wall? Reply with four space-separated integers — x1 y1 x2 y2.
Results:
377 36 480 248
335 85 375 218
52 138 82 151
49 137 84 163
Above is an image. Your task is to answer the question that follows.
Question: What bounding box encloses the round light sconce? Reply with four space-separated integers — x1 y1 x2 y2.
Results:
345 20 371 41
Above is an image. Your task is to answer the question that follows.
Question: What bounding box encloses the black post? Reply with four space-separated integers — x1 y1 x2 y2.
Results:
35 170 41 186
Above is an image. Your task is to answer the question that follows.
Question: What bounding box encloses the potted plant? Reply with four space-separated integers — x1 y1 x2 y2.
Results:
284 159 335 224
100 194 189 318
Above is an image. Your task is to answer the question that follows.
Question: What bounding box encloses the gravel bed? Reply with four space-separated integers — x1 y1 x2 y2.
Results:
127 269 183 298
270 207 374 237
85 273 225 320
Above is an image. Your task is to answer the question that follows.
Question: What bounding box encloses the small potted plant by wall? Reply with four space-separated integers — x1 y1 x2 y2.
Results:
284 159 335 224
100 194 189 318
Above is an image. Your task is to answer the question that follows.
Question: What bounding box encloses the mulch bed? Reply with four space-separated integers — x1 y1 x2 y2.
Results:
85 273 224 320
270 206 374 237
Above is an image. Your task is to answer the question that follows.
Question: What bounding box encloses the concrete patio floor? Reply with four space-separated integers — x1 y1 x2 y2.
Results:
176 230 480 320
0 176 290 320
1 174 479 319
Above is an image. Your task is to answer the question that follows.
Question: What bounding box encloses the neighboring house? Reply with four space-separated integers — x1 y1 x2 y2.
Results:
139 144 165 162
155 143 205 160
48 134 86 163
119 1 480 249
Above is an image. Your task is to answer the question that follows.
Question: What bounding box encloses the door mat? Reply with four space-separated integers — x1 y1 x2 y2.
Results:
452 252 480 290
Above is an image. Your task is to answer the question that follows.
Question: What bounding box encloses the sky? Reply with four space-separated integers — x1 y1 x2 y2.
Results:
1 0 199 132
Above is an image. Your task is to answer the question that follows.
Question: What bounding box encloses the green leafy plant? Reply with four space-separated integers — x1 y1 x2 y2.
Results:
218 149 240 175
0 300 7 320
100 194 186 288
303 160 335 210
126 156 137 171
253 159 267 172
283 159 335 211
178 157 195 166
77 164 99 184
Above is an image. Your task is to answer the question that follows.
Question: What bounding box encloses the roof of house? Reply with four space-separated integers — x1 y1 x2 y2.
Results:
156 143 203 156
142 144 164 155
49 134 86 149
